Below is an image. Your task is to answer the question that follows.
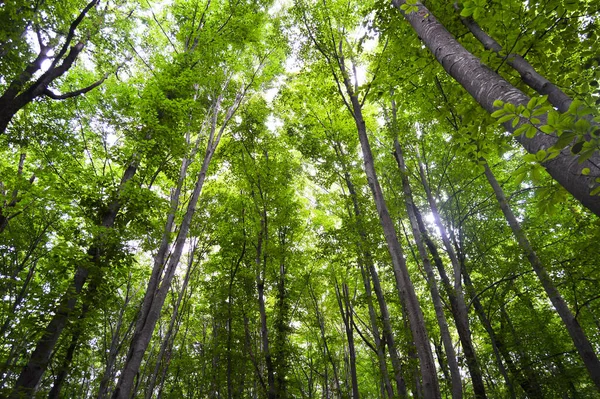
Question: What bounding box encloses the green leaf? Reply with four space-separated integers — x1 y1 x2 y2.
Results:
571 141 584 154
582 167 591 175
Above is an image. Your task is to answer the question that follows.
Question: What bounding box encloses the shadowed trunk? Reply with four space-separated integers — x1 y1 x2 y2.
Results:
393 138 462 399
482 159 600 390
10 162 137 399
392 0 600 216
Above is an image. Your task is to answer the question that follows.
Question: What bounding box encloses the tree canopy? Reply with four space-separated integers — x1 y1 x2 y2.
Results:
1 0 599 398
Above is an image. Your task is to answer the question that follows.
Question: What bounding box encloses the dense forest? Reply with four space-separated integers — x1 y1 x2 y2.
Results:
1 0 599 397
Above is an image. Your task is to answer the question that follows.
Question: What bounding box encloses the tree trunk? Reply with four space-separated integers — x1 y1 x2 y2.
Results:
337 155 407 397
335 281 360 399
111 81 245 399
482 160 600 390
255 211 277 399
457 9 572 113
393 139 463 399
345 86 440 397
391 0 600 216
414 151 487 399
97 279 136 399
9 163 137 399
145 247 196 399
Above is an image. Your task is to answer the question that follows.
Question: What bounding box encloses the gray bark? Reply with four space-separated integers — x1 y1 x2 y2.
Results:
347 89 440 397
392 0 600 216
458 9 572 113
415 154 488 399
482 160 600 390
393 139 462 399
111 84 245 399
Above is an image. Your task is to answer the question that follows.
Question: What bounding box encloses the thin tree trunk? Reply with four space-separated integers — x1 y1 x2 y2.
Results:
335 281 360 399
97 278 136 399
482 160 600 390
457 8 572 113
255 210 277 399
391 0 600 216
309 285 341 397
145 245 197 399
460 260 536 398
359 261 395 399
331 52 440 397
414 151 487 399
111 79 247 399
10 163 137 399
393 139 462 399
336 149 407 397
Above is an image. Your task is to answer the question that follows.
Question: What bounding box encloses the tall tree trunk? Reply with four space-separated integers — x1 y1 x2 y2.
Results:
9 163 137 399
336 150 407 397
482 160 600 390
145 245 197 399
457 8 572 113
309 284 341 398
111 80 246 399
358 261 395 399
460 259 541 398
255 211 277 399
391 0 600 216
97 278 137 399
393 139 463 399
334 55 440 397
335 281 360 399
414 150 487 399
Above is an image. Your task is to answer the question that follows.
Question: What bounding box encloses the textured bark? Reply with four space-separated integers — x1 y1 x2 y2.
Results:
483 160 600 390
9 163 137 399
458 10 572 113
393 139 462 399
349 91 440 397
392 0 600 216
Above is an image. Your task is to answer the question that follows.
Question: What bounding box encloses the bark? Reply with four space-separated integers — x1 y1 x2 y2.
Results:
145 247 196 399
461 259 540 399
457 9 572 113
393 139 462 399
111 80 246 399
482 160 600 390
336 149 407 397
391 0 600 216
415 153 487 399
97 279 136 399
256 211 277 399
309 285 341 397
9 163 137 399
326 45 440 396
335 281 360 399
0 0 102 135
358 262 395 399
